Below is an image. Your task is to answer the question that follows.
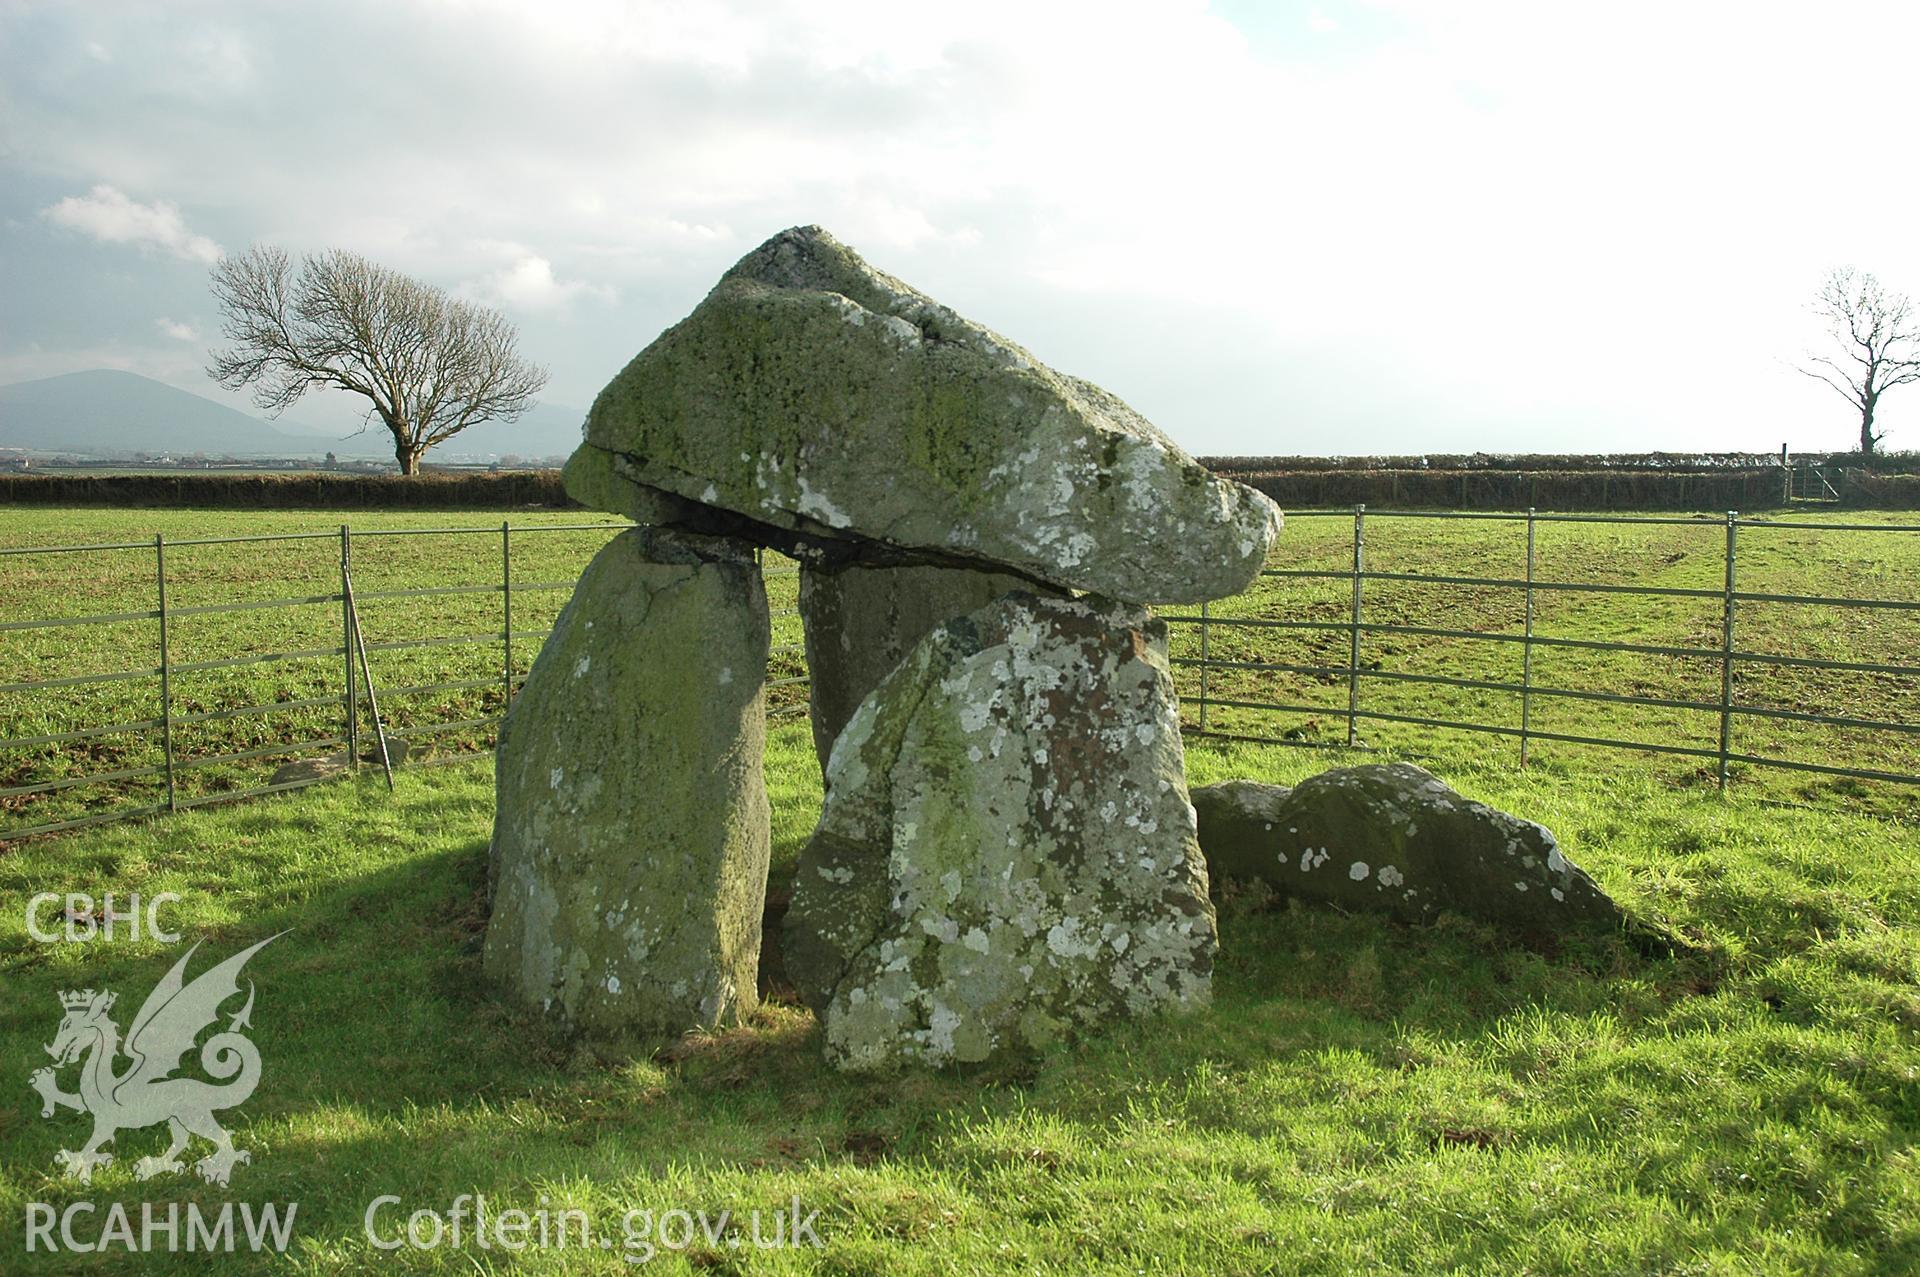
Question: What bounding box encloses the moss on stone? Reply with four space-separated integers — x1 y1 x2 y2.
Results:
569 226 1282 604
1192 766 1626 936
483 528 772 1048
786 592 1215 1072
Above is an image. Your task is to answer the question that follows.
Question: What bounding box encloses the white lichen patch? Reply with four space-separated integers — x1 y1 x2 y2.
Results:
1378 865 1405 887
926 1002 963 1056
794 475 852 528
1349 862 1370 881
1046 917 1101 960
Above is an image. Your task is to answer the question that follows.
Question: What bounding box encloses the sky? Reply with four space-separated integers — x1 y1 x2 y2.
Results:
3 0 1919 458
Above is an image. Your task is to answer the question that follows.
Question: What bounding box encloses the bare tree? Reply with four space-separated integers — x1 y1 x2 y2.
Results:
1796 267 1920 456
208 246 549 474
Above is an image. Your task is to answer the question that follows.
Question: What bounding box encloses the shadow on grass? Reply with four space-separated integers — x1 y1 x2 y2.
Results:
4 770 1912 1275
6 808 1677 1140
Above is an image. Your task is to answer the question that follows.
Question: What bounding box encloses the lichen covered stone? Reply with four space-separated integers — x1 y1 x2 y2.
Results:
1192 766 1622 932
484 527 772 1044
570 225 1282 604
798 560 1059 774
559 443 697 527
785 593 1215 1072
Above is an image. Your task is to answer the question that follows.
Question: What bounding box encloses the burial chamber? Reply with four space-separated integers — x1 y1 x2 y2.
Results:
483 226 1629 1071
483 225 1281 1069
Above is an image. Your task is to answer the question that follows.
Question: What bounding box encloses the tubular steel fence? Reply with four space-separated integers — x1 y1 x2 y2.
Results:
0 523 809 842
1165 507 1920 791
3 508 1917 843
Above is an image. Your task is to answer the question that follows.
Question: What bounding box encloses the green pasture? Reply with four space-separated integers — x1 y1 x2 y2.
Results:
1 505 1917 1272
3 506 1917 835
1166 509 1920 812
0 727 1916 1273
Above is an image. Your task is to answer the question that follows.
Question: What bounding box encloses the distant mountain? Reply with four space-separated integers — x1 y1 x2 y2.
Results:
0 368 584 462
0 369 308 457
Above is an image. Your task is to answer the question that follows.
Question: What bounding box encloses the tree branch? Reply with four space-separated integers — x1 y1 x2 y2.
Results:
206 245 549 469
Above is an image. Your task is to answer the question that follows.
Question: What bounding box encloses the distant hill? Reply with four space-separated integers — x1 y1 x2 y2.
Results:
0 369 309 457
0 369 583 461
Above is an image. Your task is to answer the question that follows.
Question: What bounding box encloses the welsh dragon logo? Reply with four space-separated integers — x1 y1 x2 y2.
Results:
30 935 280 1187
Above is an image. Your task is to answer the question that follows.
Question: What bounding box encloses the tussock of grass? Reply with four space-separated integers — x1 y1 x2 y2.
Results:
2 720 1917 1273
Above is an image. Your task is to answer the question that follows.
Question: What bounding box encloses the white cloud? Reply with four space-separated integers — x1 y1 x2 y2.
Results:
42 185 222 263
464 254 614 312
6 1 1920 452
155 317 200 342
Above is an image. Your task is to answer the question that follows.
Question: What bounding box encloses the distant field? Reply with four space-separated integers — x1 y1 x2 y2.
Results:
2 506 1918 837
0 509 807 835
1165 509 1920 812
8 462 545 477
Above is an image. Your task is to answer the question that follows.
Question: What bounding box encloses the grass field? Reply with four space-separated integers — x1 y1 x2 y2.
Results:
0 510 810 835
1164 509 1920 812
2 726 1917 1273
2 506 1919 1271
4 506 1918 836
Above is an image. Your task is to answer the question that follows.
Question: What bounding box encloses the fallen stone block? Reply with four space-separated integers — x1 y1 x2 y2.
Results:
1191 766 1623 932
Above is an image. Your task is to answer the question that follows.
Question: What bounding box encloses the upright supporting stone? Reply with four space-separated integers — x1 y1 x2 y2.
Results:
485 527 771 1045
785 593 1215 1072
798 560 1055 772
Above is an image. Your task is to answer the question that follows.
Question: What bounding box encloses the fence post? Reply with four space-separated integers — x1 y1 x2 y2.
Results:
501 520 514 710
1521 507 1536 767
155 534 176 812
1347 503 1365 748
341 525 358 768
1196 598 1211 734
1718 510 1737 790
